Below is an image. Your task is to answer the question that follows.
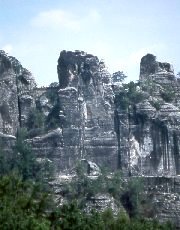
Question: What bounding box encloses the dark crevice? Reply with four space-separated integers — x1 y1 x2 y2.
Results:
173 132 180 174
150 120 169 172
17 96 22 127
114 109 121 170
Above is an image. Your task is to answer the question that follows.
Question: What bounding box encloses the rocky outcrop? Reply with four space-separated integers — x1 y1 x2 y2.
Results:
1 50 180 226
114 54 180 177
0 51 19 135
0 50 36 134
143 176 180 226
57 50 117 172
112 54 180 227
140 53 174 81
1 49 180 178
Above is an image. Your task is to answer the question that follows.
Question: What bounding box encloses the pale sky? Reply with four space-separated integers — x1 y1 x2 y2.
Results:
0 0 180 86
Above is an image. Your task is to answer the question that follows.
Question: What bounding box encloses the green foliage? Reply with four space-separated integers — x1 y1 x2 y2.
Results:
150 100 161 110
126 81 145 104
46 101 62 130
50 203 175 230
53 201 87 230
0 139 12 175
0 128 52 182
49 82 59 88
0 174 51 230
141 78 176 103
141 78 157 95
63 165 145 218
115 81 145 110
0 136 176 229
12 128 43 181
115 90 129 110
115 212 130 230
62 163 146 215
46 83 59 104
101 208 116 229
121 177 144 218
112 71 127 83
26 108 46 137
0 173 175 229
18 74 29 85
106 170 123 202
27 108 45 130
61 163 124 208
62 165 101 203
160 86 175 102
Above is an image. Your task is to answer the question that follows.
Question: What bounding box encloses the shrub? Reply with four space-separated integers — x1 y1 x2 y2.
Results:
161 89 175 102
150 100 161 110
0 174 51 230
112 71 127 83
115 81 145 110
121 177 144 218
27 108 45 130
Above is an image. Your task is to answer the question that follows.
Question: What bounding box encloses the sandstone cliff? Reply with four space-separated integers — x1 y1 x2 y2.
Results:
0 50 36 135
0 50 180 226
115 53 180 177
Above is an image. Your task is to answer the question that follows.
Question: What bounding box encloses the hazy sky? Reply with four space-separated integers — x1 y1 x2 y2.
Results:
0 0 180 86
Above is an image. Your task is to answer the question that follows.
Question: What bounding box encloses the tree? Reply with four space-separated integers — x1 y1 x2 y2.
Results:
46 82 59 105
46 100 62 130
114 81 145 110
112 71 127 83
0 128 52 182
0 173 174 229
49 82 59 88
160 85 175 103
27 108 45 130
61 163 124 208
12 128 43 181
0 174 51 230
121 177 143 218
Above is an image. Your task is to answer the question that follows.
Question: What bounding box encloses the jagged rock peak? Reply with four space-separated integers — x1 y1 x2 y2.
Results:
0 50 36 85
57 50 110 89
0 50 36 134
0 50 24 75
140 53 174 81
0 50 12 75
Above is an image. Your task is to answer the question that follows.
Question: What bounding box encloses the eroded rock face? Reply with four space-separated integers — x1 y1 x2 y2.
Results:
112 54 180 226
143 176 180 226
1 50 180 226
0 51 36 134
112 54 180 177
140 53 174 81
0 51 36 135
85 194 119 213
56 50 117 172
0 51 19 135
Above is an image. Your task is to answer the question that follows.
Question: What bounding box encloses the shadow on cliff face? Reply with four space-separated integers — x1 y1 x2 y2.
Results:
150 120 169 172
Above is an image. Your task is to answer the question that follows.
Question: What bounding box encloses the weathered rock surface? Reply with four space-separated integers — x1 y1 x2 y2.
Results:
0 51 19 135
112 54 180 226
57 50 117 172
1 50 180 226
143 176 180 226
0 50 36 134
115 54 180 177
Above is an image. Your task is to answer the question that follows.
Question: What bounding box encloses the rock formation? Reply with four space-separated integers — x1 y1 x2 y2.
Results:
0 49 180 226
0 50 36 135
122 53 180 176
57 50 117 170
